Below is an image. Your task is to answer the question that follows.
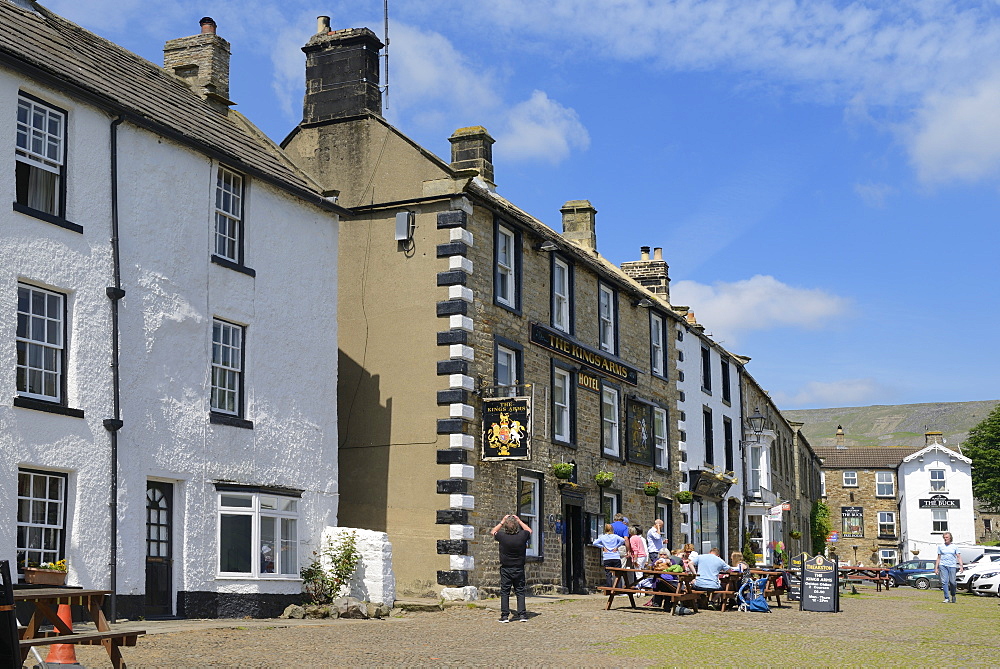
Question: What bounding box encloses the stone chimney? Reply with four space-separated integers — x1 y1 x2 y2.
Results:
621 246 670 300
835 425 846 449
301 18 383 123
163 17 233 114
449 126 495 184
560 200 597 252
925 431 944 446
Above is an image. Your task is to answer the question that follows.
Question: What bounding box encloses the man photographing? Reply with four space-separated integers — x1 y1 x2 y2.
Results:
490 513 532 622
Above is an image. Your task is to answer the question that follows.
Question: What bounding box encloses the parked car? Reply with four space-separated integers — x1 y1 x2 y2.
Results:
971 571 1000 597
888 559 936 586
956 553 1000 591
907 572 942 590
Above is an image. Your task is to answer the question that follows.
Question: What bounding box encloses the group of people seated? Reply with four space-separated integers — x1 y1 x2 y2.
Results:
594 517 752 613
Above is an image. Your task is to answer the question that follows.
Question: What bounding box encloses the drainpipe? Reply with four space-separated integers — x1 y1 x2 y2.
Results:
102 115 126 623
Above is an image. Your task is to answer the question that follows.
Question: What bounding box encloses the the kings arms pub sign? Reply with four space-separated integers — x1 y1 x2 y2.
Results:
530 323 639 385
482 396 531 461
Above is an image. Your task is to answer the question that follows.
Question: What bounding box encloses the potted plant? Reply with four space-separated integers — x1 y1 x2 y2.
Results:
23 559 68 586
643 481 660 496
552 462 575 480
675 490 694 504
790 530 802 540
594 471 614 487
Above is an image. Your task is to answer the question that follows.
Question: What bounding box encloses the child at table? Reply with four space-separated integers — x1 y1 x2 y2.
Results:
730 551 749 573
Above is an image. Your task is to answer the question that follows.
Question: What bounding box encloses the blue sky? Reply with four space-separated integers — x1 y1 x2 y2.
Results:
48 0 1000 409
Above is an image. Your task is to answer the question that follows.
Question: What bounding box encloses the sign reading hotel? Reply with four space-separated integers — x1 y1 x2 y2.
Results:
577 370 601 393
530 323 639 385
919 494 960 509
482 396 531 461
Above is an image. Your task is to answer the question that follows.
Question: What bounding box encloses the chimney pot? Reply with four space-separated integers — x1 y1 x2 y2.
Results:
165 20 232 113
317 16 331 34
653 247 663 260
640 246 650 261
199 17 217 34
621 244 670 300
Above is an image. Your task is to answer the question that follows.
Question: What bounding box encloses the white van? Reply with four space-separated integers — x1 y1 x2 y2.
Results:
954 545 1000 565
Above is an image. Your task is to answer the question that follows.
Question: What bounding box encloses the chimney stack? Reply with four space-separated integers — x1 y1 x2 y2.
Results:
835 425 846 449
449 126 495 185
621 245 671 300
164 17 233 114
301 22 383 123
925 431 944 446
560 200 598 252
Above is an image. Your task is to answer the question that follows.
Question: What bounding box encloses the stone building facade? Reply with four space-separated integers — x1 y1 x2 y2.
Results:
282 21 690 596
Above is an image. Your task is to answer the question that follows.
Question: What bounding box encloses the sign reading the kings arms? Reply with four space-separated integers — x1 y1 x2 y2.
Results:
530 323 639 385
482 396 531 461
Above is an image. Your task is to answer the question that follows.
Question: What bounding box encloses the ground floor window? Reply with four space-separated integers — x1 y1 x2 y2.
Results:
747 513 764 560
697 500 722 554
16 468 67 571
879 549 897 566
932 509 948 533
518 473 541 557
218 489 299 577
602 491 620 526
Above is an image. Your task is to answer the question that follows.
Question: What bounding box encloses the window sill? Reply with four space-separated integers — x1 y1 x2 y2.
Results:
553 438 576 449
210 412 254 429
13 396 85 418
525 555 543 563
13 202 83 234
651 371 668 382
493 298 521 316
211 254 256 277
215 575 302 581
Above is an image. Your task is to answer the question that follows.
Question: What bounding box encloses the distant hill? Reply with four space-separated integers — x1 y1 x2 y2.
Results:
783 400 1000 451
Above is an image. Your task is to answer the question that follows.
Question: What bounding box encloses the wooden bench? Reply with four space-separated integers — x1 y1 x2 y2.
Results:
599 568 700 612
20 628 144 647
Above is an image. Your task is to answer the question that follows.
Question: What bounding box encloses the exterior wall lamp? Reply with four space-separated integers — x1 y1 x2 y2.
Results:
536 241 559 251
632 297 653 308
748 407 766 437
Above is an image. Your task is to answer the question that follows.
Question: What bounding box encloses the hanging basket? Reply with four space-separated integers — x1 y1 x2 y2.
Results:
23 568 67 586
643 483 660 496
552 463 575 480
674 491 694 504
595 472 614 487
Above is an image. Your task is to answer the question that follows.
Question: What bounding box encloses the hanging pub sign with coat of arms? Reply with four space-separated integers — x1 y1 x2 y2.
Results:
482 396 531 461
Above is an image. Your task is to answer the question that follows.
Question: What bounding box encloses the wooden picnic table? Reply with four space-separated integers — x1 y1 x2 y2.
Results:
838 566 893 592
748 569 787 607
14 588 144 668
598 567 701 612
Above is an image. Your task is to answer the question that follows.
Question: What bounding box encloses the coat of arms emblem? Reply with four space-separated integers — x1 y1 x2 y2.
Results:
487 412 525 456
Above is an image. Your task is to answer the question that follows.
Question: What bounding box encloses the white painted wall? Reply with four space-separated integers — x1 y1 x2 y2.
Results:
899 445 975 555
1 69 340 612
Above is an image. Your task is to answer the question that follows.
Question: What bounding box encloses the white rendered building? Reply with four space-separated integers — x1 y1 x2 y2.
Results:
1 3 346 618
899 439 975 556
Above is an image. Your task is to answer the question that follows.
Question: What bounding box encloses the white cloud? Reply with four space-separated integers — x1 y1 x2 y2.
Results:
854 181 894 208
773 378 883 408
670 275 849 345
909 73 1000 183
495 90 590 164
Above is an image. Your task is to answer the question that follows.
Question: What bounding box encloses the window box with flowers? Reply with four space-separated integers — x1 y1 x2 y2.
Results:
23 559 68 585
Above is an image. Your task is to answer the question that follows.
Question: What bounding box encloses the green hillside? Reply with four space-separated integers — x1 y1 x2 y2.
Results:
783 400 1000 451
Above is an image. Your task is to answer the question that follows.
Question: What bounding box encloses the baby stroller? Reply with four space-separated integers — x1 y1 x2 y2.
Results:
736 574 771 613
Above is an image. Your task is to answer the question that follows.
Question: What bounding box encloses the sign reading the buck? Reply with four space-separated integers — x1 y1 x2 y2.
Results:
482 396 531 461
919 495 960 509
530 323 638 385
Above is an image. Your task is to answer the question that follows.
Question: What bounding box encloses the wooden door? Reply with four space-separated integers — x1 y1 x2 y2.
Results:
145 481 173 617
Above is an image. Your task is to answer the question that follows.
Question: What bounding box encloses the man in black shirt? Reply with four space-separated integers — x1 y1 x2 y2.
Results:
491 513 532 622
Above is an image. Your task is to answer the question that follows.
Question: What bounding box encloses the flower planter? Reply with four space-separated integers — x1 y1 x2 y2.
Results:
643 485 660 496
23 568 67 586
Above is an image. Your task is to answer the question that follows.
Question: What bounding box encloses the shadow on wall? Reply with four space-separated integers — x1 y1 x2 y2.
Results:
338 349 392 532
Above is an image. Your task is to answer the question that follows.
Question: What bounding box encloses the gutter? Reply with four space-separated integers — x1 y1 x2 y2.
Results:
102 115 126 623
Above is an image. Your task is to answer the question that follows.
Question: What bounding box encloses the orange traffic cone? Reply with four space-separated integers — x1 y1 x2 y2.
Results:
44 603 80 665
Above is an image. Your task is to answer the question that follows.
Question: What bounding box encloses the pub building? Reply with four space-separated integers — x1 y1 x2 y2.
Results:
281 17 817 597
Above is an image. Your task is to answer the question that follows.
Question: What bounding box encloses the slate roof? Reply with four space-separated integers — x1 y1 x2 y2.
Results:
814 447 919 469
0 1 346 215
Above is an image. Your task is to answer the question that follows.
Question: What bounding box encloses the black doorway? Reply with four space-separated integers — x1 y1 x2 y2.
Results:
145 481 173 617
562 501 586 594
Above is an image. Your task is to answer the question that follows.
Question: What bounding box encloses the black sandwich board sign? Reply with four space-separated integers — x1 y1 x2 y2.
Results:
800 554 840 612
785 552 807 602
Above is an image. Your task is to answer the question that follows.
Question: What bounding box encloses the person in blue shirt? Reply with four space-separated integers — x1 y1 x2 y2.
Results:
593 524 626 586
691 547 732 609
611 513 629 538
935 532 965 603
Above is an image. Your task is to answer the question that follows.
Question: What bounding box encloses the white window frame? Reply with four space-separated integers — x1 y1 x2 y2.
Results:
214 166 244 262
876 471 894 497
552 256 570 332
878 511 896 537
879 549 897 566
650 312 664 376
16 469 66 571
495 225 516 308
601 385 620 457
217 491 299 578
932 509 948 533
211 319 243 415
603 491 620 526
843 471 858 487
653 406 668 469
930 469 946 492
598 283 616 353
16 94 65 216
552 367 571 443
518 475 541 557
749 444 762 492
496 344 517 393
16 284 64 402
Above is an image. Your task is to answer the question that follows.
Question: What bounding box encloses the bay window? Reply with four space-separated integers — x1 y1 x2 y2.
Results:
218 490 299 577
